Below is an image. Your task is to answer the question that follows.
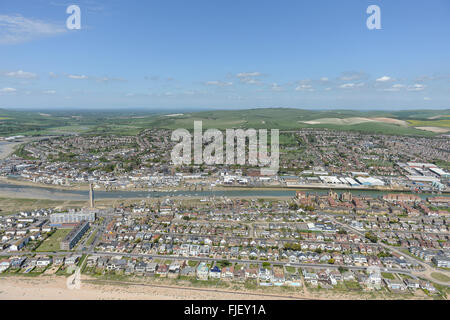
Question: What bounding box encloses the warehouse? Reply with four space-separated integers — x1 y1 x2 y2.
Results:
355 177 385 186
50 210 96 225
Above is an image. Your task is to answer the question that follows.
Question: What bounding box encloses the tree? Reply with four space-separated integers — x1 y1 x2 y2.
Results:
338 266 348 273
365 232 378 243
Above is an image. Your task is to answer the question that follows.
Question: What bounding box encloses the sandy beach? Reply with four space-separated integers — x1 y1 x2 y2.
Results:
0 276 300 300
0 275 436 300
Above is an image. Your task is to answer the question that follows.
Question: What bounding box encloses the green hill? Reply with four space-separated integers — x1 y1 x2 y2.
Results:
0 108 449 137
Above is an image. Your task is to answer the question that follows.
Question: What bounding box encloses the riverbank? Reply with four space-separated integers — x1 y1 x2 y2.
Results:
0 142 22 160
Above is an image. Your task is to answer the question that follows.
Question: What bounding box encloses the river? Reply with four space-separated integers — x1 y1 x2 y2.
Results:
0 183 446 201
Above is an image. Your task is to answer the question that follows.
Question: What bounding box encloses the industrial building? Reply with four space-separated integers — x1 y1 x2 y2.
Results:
60 221 90 250
50 210 96 225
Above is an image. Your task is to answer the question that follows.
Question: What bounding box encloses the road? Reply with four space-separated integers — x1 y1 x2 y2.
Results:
0 249 412 276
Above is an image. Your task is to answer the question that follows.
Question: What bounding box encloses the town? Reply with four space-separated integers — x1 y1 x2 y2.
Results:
0 129 448 194
0 180 448 299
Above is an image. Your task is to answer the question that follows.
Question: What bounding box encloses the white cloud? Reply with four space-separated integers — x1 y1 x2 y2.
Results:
339 83 364 89
423 97 432 101
4 70 38 79
236 72 262 78
49 72 58 79
68 74 89 80
240 78 261 85
339 72 367 81
205 81 233 87
0 87 17 93
379 84 406 92
295 84 314 91
96 76 126 83
43 90 56 94
236 72 263 85
271 83 283 91
320 77 329 82
0 14 66 45
376 76 392 82
407 84 426 91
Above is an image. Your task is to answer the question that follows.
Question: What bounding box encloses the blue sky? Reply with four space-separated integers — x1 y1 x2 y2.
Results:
0 0 449 110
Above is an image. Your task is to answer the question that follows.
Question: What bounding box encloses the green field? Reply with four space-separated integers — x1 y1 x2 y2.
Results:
431 272 450 283
407 119 450 128
35 229 72 252
382 272 395 280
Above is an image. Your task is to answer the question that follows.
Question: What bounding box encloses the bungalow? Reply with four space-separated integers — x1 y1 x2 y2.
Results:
329 269 342 281
245 267 258 279
146 262 158 273
9 237 29 251
233 268 246 282
135 261 147 273
352 254 367 264
258 268 272 282
96 257 109 267
36 257 52 267
272 268 285 284
289 254 298 264
209 266 221 279
86 255 99 267
366 272 382 290
302 269 318 285
180 266 195 276
0 259 11 272
318 270 331 284
54 256 65 265
156 264 169 276
65 255 81 266
221 266 234 280
285 273 302 287
384 279 407 291
106 259 126 270
197 262 209 280
342 271 355 281
169 262 181 273
404 278 420 290
420 281 437 293
10 257 26 268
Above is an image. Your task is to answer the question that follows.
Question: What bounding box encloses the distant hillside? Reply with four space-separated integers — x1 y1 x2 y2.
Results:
0 108 449 137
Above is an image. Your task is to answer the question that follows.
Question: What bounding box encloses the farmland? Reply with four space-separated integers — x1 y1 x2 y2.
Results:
0 108 449 137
